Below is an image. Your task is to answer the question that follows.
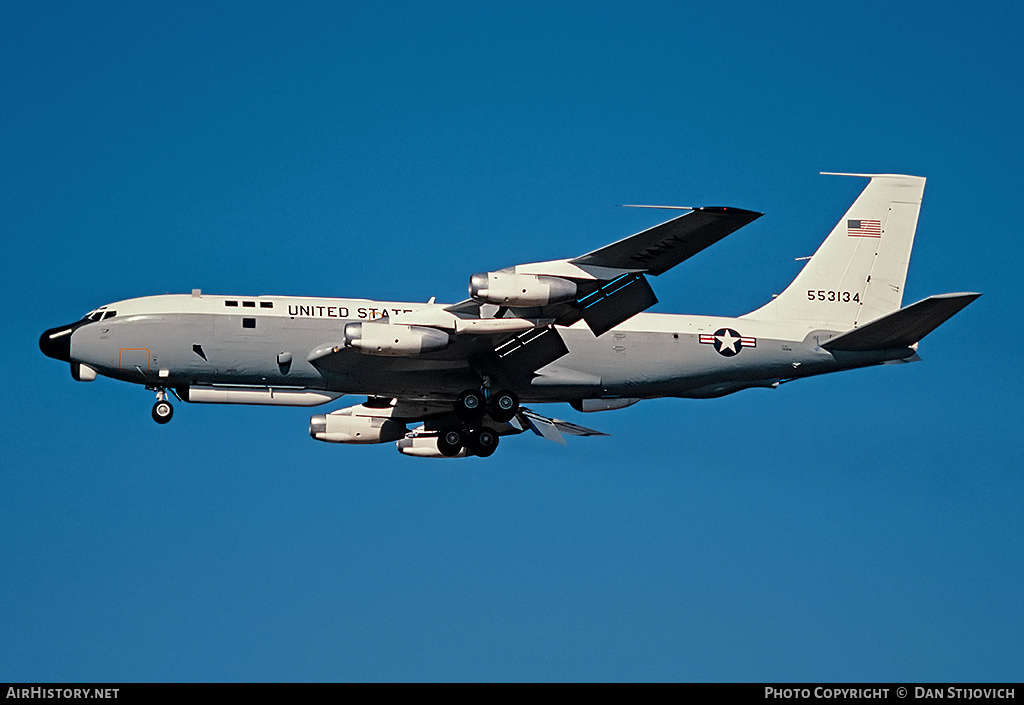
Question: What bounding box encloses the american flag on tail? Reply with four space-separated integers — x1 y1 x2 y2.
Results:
847 219 882 238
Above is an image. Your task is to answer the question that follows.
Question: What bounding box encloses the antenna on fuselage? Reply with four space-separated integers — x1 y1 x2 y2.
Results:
619 204 696 210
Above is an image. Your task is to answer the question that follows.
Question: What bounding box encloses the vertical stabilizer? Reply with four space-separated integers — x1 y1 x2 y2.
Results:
743 173 926 329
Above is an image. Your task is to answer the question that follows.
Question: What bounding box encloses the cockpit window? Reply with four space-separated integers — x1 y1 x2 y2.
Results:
82 308 115 322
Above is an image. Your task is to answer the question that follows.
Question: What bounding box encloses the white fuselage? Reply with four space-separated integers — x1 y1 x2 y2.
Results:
51 292 907 405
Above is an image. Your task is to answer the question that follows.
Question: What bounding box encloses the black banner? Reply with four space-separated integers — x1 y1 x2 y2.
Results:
1 683 1021 694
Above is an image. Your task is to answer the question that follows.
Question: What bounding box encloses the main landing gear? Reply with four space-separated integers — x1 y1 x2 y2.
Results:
440 388 519 457
437 425 500 458
454 388 519 423
150 388 174 424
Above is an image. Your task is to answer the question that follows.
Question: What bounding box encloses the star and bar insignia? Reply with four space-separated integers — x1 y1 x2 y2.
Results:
699 328 756 357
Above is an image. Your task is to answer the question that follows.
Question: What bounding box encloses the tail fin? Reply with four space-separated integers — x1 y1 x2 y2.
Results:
744 173 926 329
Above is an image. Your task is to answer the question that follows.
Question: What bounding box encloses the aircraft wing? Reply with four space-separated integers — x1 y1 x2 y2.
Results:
570 206 763 275
307 321 571 391
311 206 761 386
448 205 763 335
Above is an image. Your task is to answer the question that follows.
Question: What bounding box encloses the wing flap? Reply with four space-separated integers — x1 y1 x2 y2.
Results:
522 411 567 444
472 325 571 383
520 408 609 444
577 273 659 336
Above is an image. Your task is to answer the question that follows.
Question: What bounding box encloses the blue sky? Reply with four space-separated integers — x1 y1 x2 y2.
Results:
2 1 1022 682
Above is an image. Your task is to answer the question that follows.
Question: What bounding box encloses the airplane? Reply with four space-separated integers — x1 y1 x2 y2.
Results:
39 173 979 458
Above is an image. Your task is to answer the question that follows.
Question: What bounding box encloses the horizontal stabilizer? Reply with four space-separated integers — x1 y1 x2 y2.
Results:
822 293 981 352
571 206 762 275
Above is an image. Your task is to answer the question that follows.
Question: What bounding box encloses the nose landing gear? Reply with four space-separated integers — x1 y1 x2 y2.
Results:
149 388 174 424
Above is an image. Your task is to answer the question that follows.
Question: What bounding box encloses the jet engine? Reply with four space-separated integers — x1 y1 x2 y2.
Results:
570 398 641 412
309 409 407 444
469 271 577 307
396 434 470 458
343 322 450 356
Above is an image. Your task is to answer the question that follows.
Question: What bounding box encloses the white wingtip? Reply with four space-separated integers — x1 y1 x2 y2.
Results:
820 171 925 179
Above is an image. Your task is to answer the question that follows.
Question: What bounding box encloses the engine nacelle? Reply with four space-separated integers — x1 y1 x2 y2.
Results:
310 408 407 444
570 398 641 412
396 435 469 458
469 271 577 307
344 323 450 356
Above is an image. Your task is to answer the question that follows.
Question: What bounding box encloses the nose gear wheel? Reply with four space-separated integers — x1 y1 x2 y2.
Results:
152 400 173 424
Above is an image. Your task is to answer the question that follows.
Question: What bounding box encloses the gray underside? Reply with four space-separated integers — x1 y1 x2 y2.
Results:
67 311 905 405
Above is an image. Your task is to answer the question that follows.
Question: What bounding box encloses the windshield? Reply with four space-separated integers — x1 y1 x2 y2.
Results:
81 308 115 322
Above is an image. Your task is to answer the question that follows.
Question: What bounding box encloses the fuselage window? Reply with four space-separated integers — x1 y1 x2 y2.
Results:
243 301 256 308
260 302 273 309
242 317 256 329
225 300 239 307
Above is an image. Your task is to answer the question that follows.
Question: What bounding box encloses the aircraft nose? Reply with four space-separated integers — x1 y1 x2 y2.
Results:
39 323 77 362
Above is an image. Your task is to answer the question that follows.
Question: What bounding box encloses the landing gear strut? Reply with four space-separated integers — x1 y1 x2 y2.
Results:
150 388 173 424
